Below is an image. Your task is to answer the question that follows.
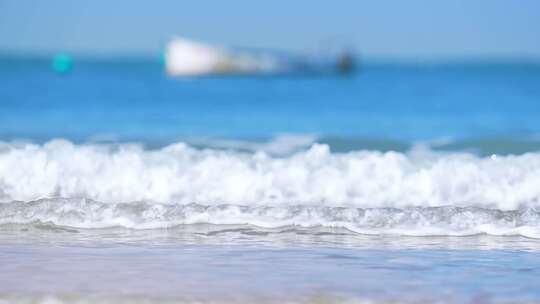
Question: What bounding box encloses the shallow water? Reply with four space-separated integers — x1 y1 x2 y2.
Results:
1 225 540 303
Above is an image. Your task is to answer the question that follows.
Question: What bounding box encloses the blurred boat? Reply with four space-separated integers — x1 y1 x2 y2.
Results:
164 37 355 77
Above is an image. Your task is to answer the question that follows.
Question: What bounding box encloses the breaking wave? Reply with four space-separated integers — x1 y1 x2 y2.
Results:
1 139 540 209
1 139 540 237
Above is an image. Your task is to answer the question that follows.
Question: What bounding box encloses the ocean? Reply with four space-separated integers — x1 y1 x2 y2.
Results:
1 57 540 303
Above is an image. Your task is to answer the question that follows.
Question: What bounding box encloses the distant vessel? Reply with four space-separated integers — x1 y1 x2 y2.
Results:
164 37 355 77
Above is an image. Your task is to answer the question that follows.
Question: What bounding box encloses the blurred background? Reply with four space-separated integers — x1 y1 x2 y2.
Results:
1 0 540 154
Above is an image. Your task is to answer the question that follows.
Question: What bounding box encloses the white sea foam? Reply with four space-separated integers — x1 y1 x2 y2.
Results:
1 199 539 238
1 139 540 210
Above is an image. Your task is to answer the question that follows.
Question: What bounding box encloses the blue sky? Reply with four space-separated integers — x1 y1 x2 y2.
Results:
1 0 539 59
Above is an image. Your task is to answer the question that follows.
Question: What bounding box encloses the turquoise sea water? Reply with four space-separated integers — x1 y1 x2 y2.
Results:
1 57 540 303
2 58 540 147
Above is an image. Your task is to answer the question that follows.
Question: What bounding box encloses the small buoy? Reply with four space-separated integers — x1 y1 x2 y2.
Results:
159 51 166 67
52 54 73 74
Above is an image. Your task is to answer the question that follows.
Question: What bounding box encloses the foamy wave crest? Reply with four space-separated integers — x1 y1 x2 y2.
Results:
185 134 318 155
1 139 540 210
1 199 539 238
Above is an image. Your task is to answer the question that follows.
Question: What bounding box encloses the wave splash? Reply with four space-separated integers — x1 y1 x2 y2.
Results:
1 139 540 210
1 198 539 238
